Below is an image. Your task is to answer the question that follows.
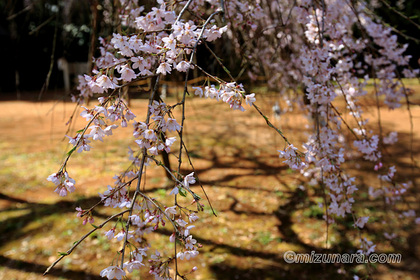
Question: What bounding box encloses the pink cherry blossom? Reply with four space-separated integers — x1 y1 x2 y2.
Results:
100 266 126 280
119 64 137 82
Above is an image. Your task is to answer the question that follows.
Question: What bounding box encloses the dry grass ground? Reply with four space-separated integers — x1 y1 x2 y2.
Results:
0 84 419 280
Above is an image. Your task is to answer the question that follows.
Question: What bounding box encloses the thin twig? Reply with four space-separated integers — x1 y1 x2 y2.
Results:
147 156 201 202
399 78 419 175
7 4 33 20
378 0 420 31
44 209 129 275
59 111 100 172
80 175 138 217
334 77 367 137
29 15 55 36
173 10 223 279
201 43 292 146
179 141 217 216
39 14 58 100
176 9 224 178
120 74 161 268
329 103 360 140
174 0 194 25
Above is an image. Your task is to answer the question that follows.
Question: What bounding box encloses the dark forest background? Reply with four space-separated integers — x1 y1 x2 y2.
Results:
0 0 419 95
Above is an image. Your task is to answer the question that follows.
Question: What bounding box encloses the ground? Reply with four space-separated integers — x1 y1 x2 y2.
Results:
0 85 419 280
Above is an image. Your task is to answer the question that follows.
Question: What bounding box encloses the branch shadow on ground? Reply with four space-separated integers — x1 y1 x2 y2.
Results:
0 98 419 280
0 255 103 280
182 118 420 280
0 193 105 279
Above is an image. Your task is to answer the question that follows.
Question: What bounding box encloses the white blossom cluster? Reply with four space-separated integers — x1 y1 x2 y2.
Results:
192 82 256 111
73 0 227 104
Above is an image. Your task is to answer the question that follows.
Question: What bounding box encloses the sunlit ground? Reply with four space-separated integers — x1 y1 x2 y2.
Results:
0 82 419 279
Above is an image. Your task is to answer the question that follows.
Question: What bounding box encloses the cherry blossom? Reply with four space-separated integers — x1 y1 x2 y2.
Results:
156 62 172 75
100 266 126 280
355 216 369 229
48 171 76 197
119 64 137 82
183 172 196 189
